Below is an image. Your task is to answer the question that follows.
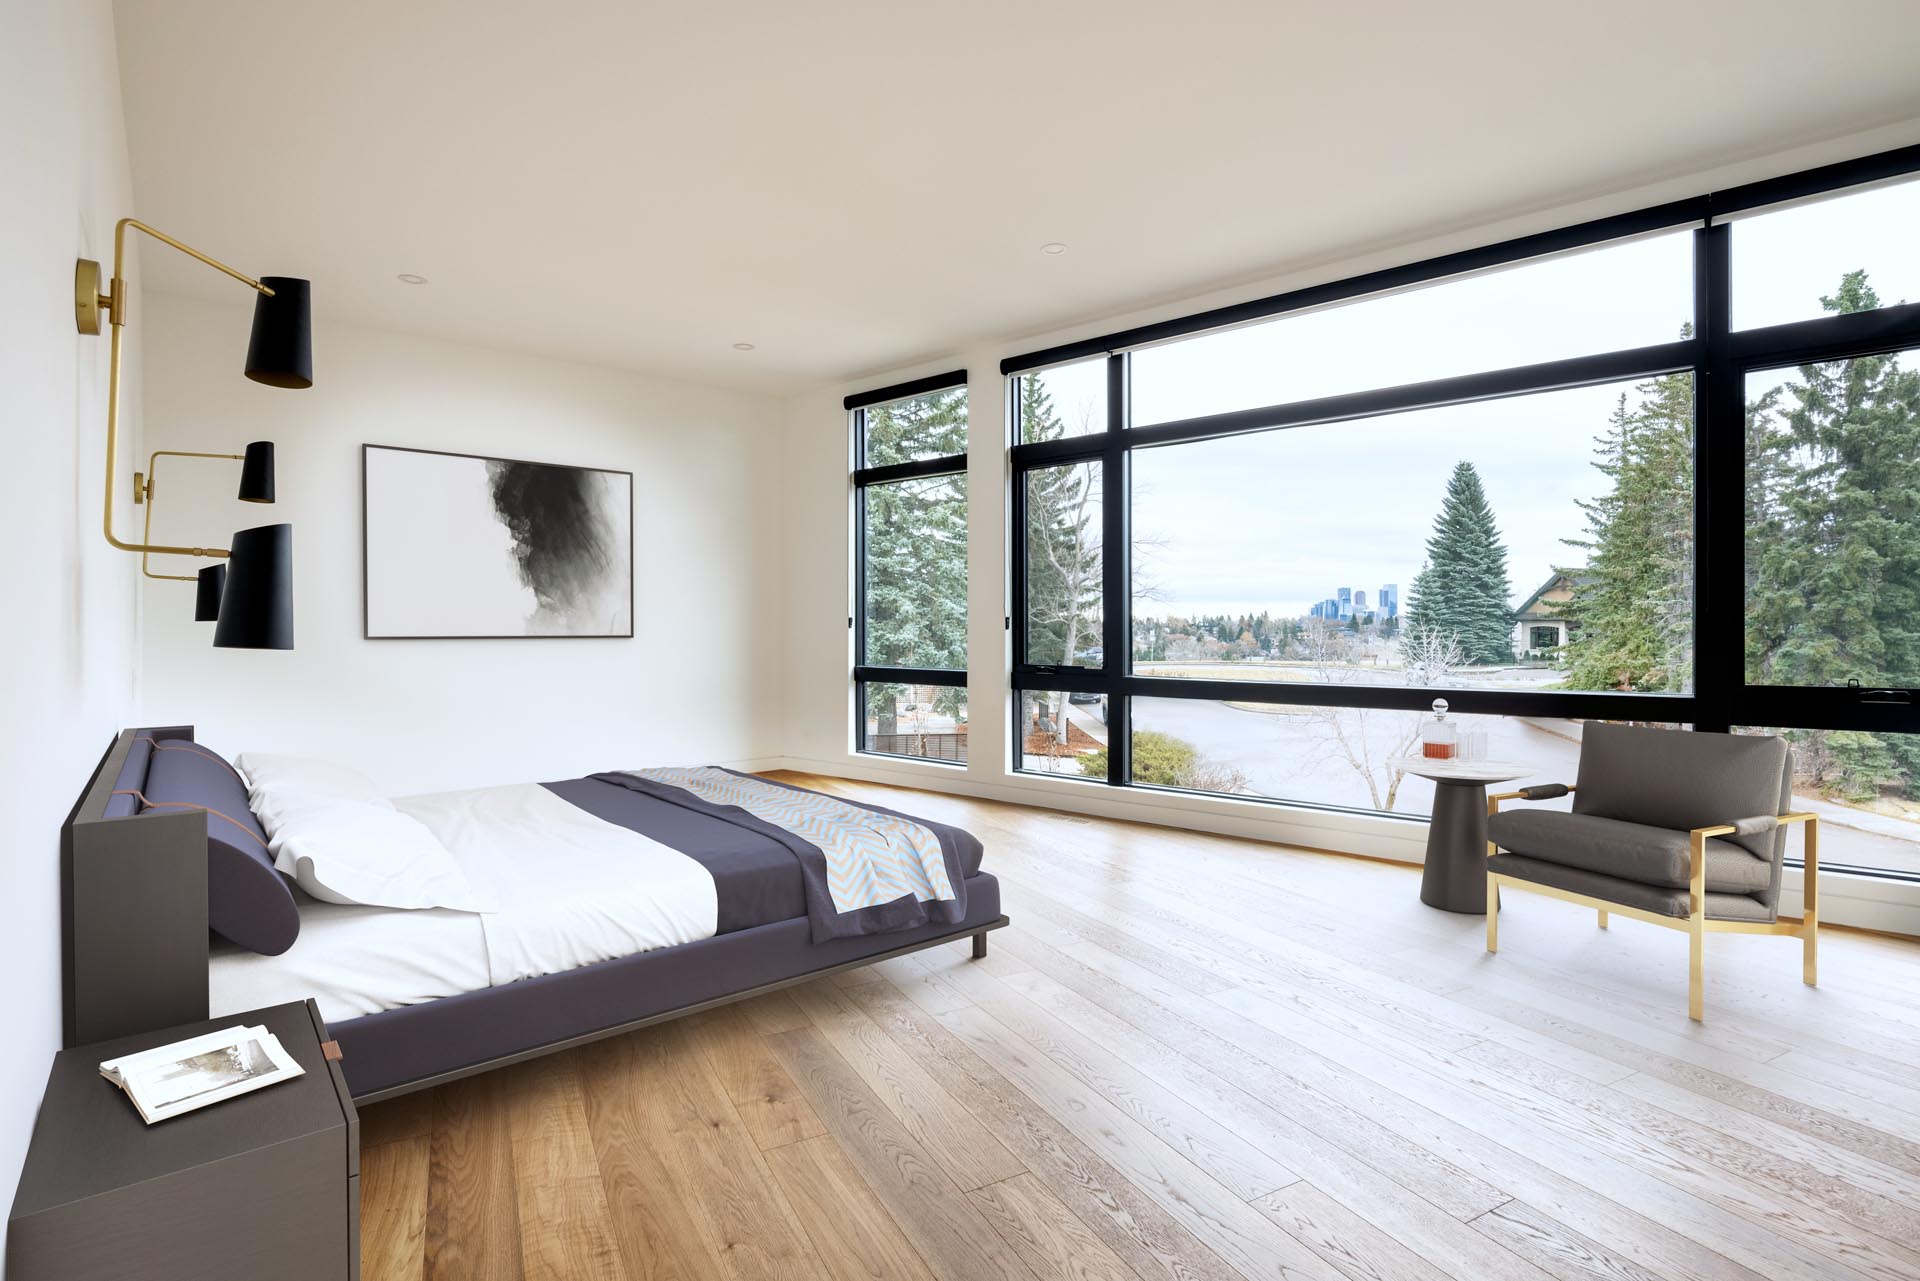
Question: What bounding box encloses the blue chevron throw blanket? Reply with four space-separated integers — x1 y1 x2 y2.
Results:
599 767 966 941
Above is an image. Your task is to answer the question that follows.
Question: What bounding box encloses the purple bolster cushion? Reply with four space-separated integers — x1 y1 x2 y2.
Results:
141 739 300 955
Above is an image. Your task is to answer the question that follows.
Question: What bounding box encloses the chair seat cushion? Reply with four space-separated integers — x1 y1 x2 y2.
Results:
1487 808 1771 894
1488 853 1774 922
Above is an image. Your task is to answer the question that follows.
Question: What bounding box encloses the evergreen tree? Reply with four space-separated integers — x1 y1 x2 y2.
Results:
863 388 966 467
1561 365 1694 691
1745 272 1920 797
1402 461 1515 665
1742 379 1791 655
1809 730 1905 804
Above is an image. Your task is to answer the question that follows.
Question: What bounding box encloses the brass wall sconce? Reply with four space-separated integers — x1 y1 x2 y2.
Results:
135 443 274 620
76 219 311 649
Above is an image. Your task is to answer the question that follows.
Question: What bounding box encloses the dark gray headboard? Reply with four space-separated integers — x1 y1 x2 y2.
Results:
62 726 211 1047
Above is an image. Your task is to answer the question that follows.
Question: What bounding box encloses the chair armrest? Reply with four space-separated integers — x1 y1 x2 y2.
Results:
1696 812 1815 841
1488 783 1574 806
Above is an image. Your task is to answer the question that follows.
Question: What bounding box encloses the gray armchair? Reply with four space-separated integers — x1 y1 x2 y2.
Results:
1485 724 1818 1020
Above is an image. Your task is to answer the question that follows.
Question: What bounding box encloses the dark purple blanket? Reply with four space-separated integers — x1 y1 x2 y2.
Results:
541 771 983 941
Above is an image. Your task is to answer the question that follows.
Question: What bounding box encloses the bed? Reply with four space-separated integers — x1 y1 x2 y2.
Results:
61 727 1006 1101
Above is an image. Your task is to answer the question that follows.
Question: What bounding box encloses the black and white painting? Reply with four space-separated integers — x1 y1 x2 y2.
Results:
364 445 633 638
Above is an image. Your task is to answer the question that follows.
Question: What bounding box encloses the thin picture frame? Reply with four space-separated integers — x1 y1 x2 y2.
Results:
362 443 635 640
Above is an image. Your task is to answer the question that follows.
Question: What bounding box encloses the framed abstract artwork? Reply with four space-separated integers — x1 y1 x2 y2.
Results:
363 444 633 638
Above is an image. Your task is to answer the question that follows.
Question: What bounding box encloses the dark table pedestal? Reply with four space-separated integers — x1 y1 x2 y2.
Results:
1420 779 1494 914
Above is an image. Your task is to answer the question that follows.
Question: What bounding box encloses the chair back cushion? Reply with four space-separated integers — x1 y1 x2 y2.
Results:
1572 725 1789 861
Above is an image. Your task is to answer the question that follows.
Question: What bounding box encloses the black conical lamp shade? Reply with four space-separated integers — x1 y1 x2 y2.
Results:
245 277 312 389
194 563 226 621
238 441 275 502
213 523 294 649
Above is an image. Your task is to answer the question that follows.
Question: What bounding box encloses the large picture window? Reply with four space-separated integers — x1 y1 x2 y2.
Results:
1008 143 1920 878
1129 374 1696 694
851 372 968 763
1130 229 1694 426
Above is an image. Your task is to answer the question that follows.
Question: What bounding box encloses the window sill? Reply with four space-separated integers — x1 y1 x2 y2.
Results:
852 749 969 772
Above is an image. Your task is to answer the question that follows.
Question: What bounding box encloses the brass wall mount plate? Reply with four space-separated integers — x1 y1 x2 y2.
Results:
75 258 104 335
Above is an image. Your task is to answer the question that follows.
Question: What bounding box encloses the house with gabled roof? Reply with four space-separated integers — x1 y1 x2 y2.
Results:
1512 570 1590 659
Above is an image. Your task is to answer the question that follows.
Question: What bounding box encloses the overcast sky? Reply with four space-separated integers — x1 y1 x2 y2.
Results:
1029 178 1920 618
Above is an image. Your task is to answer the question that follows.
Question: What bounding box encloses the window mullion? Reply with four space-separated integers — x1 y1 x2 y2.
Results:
1696 221 1736 734
1103 353 1130 787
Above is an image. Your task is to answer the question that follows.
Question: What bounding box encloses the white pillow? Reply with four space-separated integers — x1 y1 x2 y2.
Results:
265 799 496 912
237 752 392 831
237 752 494 912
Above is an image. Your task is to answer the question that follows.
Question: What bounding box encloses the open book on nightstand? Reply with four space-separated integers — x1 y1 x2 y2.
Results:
99 1022 305 1125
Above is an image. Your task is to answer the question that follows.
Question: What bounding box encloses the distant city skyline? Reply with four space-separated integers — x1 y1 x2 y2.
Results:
1125 375 1633 620
1307 582 1398 622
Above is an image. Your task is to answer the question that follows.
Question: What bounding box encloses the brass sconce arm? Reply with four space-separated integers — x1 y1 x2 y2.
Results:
137 450 247 580
81 218 276 559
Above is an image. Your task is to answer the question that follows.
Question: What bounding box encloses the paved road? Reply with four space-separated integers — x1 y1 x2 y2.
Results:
1127 696 1920 875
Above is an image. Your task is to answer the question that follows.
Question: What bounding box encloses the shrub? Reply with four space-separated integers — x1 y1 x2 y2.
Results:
1081 730 1250 793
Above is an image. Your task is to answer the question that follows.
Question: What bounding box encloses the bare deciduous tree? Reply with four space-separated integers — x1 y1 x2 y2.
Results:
1400 624 1468 687
1289 619 1467 811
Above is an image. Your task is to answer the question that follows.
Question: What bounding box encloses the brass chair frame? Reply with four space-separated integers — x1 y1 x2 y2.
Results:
1485 785 1819 1021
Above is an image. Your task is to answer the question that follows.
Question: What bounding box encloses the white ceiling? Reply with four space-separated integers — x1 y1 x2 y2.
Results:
114 1 1920 395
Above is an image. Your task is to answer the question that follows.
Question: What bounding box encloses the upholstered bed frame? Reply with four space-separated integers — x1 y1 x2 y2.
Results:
62 727 1008 1102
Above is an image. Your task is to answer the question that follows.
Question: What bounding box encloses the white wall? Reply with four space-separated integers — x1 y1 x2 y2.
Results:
776 118 1920 933
0 0 142 1253
138 294 786 794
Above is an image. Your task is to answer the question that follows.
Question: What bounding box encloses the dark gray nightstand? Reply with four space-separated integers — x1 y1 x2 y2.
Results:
7 999 359 1281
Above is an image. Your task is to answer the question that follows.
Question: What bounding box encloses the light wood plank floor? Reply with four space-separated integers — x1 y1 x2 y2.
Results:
357 771 1920 1281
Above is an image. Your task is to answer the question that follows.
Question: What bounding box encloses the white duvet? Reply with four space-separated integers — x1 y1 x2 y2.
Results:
209 782 720 1024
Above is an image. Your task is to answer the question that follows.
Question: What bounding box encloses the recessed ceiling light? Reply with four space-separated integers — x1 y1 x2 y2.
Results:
732 341 756 351
396 273 428 285
1040 242 1068 256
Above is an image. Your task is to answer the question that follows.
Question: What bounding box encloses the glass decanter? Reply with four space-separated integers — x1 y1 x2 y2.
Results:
1421 698 1458 760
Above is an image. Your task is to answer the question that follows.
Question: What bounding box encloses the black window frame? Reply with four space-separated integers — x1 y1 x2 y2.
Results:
850 370 970 764
1005 142 1920 872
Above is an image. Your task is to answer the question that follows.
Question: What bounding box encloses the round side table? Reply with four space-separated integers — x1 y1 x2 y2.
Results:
1389 757 1535 914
